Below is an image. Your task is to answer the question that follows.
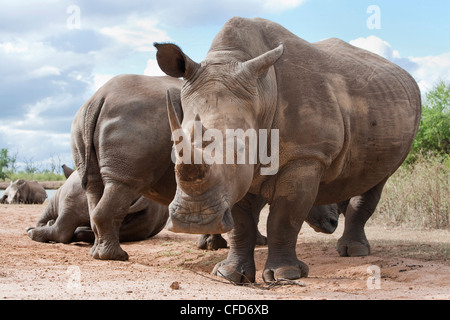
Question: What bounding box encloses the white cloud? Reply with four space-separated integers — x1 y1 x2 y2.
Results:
0 92 77 171
409 53 450 93
0 41 28 53
350 36 450 94
92 74 115 92
258 0 307 12
28 66 61 79
0 0 308 170
0 123 73 171
100 17 171 52
143 59 166 77
350 36 398 61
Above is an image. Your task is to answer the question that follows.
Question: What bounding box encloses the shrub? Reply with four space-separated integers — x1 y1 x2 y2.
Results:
407 80 450 164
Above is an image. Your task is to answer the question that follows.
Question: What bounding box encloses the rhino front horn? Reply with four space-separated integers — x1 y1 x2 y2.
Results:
167 90 189 163
166 90 182 133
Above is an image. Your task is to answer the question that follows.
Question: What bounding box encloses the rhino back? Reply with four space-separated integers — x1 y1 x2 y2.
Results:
71 75 182 201
212 17 421 204
24 181 46 203
94 75 182 188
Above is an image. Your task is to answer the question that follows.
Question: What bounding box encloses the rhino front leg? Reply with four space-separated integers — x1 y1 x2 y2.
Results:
337 179 387 257
212 194 259 283
262 163 322 283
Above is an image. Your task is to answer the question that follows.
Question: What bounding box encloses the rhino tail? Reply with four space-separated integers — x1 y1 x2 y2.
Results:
76 96 105 189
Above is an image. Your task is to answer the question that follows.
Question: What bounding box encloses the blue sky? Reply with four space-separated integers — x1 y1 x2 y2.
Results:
0 0 449 172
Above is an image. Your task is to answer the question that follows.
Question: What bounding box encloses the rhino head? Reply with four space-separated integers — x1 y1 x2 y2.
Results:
155 42 284 234
7 179 26 204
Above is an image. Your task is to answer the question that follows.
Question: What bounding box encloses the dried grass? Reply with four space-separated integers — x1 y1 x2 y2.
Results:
373 155 450 229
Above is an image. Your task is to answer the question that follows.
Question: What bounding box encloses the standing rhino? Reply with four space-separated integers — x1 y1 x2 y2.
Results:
71 74 341 260
27 165 168 244
1 179 46 204
71 75 183 260
155 17 421 283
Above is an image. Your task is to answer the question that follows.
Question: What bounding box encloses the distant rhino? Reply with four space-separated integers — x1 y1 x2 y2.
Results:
27 165 168 244
1 179 46 204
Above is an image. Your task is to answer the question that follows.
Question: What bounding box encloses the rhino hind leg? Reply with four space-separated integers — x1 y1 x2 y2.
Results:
336 179 387 257
88 181 138 261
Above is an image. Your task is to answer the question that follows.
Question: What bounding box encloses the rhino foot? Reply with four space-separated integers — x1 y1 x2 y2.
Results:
256 233 267 246
90 240 129 261
197 234 228 250
262 259 309 283
336 238 371 257
26 227 46 243
73 227 95 243
26 226 65 243
212 259 256 284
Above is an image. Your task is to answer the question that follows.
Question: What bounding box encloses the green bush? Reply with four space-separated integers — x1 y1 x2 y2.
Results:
0 148 13 180
10 171 65 182
407 80 450 164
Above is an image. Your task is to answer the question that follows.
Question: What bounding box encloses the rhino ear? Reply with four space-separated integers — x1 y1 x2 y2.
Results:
241 44 284 79
154 43 200 79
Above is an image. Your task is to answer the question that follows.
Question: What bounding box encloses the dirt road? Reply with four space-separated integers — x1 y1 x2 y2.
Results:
0 203 449 300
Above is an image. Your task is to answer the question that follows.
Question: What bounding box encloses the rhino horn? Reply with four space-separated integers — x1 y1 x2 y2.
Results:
167 90 189 163
167 90 182 133
241 44 284 78
178 115 211 184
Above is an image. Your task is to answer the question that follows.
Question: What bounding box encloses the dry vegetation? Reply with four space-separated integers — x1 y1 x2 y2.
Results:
373 155 450 230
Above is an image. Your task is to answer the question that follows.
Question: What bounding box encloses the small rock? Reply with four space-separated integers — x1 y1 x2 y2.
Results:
170 281 180 290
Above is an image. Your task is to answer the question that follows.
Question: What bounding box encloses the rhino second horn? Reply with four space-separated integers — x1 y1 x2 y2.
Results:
241 43 284 78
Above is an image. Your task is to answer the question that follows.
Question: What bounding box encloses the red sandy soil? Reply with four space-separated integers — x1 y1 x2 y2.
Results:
0 203 449 300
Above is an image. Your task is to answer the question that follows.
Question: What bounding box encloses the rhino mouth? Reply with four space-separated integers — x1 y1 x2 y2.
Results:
166 200 234 234
306 215 339 234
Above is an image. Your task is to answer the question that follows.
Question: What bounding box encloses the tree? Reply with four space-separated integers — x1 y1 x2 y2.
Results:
0 148 12 180
410 80 450 159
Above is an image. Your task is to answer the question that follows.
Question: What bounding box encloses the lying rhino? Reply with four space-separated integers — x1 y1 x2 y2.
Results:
26 165 335 248
1 179 46 204
71 74 340 260
155 17 421 283
27 165 168 244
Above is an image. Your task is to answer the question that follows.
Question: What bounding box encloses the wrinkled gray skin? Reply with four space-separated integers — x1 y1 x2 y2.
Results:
155 17 421 283
71 75 183 260
70 74 340 259
26 165 168 244
1 179 46 204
